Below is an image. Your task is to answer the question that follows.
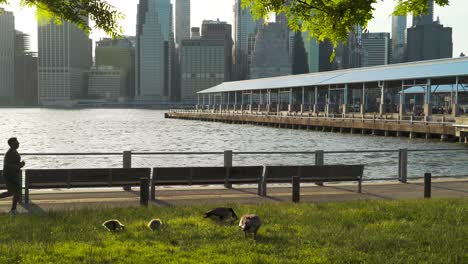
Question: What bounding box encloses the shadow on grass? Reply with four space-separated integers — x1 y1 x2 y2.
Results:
20 202 45 214
410 182 468 194
325 185 395 200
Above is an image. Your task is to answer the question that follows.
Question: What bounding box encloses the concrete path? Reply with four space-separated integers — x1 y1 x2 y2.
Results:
1 179 467 213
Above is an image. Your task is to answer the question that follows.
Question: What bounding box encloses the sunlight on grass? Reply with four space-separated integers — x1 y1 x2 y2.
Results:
0 199 466 263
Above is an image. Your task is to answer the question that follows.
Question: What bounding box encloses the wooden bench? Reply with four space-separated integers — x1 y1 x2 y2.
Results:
151 166 264 199
261 165 364 194
24 168 151 203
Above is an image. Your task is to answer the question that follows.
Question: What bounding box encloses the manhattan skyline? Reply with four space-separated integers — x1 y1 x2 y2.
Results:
1 0 466 57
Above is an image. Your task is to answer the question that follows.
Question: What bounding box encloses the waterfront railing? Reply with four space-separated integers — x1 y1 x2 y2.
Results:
7 148 467 182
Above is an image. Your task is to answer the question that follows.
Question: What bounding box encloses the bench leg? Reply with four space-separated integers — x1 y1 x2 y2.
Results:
25 187 29 204
358 179 362 193
150 183 156 200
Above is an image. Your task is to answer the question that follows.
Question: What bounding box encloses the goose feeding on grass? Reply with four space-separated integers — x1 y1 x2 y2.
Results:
102 219 125 232
147 219 163 231
203 207 238 221
239 214 261 240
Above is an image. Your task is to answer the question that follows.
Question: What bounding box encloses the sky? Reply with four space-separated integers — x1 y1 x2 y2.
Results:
1 0 466 56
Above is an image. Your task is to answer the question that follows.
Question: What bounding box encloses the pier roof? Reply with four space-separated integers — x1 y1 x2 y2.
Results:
199 57 468 94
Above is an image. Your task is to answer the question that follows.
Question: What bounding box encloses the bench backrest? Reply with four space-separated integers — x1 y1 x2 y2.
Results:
153 166 264 185
265 165 364 183
25 168 151 188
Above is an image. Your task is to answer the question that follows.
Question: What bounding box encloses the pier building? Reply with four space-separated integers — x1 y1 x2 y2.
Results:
167 57 468 142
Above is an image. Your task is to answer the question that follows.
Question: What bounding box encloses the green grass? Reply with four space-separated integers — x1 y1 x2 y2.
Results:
0 199 466 263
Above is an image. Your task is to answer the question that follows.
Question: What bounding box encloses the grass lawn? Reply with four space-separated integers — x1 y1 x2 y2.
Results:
0 198 466 263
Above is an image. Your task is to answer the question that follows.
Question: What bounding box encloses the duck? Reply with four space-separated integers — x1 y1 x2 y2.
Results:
239 214 261 240
102 219 125 232
147 219 163 231
203 207 238 221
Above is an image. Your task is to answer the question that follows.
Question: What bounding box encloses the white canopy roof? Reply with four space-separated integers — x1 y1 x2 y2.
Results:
199 57 468 94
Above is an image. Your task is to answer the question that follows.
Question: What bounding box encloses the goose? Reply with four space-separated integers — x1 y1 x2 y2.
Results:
203 207 238 221
239 214 261 240
147 219 163 231
102 219 125 232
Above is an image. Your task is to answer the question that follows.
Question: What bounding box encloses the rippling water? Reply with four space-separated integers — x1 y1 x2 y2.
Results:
0 108 467 179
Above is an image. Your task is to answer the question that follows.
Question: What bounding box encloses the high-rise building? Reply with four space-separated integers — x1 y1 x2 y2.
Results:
179 21 232 103
233 0 262 80
15 31 37 105
301 31 320 73
135 0 175 101
413 0 434 26
88 66 126 101
250 23 291 79
201 19 232 81
318 40 334 72
95 37 135 99
333 28 363 70
0 8 15 98
37 20 91 104
361 32 391 67
175 0 190 47
392 15 407 63
407 21 452 62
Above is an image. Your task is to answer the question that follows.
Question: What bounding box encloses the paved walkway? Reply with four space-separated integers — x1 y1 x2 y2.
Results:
1 179 467 213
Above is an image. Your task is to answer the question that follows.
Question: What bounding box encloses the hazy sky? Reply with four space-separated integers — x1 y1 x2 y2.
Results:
1 0 466 56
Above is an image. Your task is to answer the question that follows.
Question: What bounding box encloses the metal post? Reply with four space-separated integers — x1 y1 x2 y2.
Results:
398 148 408 183
258 166 267 197
288 88 293 112
292 176 300 203
140 178 149 206
123 151 132 191
224 150 233 188
234 91 237 110
424 78 432 118
301 86 305 113
379 81 385 115
343 83 349 115
123 151 132 168
314 86 318 113
315 150 324 186
424 173 431 198
361 83 366 115
315 150 324 165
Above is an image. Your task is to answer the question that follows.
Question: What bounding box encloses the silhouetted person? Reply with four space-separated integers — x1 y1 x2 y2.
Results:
1 138 25 215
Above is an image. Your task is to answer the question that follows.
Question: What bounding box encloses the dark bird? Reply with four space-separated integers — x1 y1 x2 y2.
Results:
147 219 163 231
203 207 238 221
239 214 261 240
102 219 125 232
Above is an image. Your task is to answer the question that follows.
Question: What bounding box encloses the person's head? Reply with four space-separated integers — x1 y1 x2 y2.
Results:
7 137 19 149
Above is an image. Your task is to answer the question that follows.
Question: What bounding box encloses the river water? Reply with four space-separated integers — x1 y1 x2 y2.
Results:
0 108 467 180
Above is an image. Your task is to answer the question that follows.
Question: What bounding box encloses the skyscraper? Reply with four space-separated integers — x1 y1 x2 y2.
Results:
413 0 434 26
180 21 232 103
407 0 452 62
37 20 91 104
233 1 262 80
392 15 407 63
407 21 452 62
0 8 15 98
361 32 391 67
15 31 37 105
135 0 175 101
175 0 190 47
250 23 291 79
95 37 135 99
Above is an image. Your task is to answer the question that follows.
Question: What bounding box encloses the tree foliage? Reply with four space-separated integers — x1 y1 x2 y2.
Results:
0 0 123 37
242 0 450 47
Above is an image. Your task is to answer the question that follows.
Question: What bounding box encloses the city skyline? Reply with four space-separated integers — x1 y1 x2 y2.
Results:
1 0 466 57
